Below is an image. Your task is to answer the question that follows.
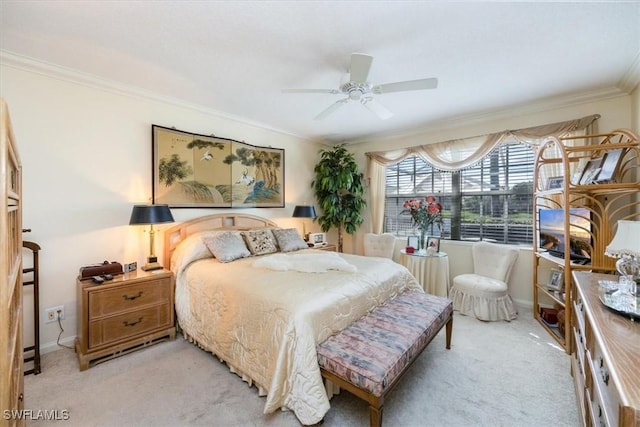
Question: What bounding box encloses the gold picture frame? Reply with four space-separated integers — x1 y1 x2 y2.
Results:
152 125 284 208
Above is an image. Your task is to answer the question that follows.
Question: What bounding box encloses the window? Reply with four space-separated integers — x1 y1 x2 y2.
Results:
384 141 534 245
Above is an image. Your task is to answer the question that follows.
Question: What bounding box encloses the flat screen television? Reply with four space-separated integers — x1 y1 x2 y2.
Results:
539 208 592 263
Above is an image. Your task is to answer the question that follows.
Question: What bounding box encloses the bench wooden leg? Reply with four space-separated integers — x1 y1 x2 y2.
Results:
445 317 453 349
369 404 382 427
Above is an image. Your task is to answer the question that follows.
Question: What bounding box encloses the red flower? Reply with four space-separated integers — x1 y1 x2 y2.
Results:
401 196 443 232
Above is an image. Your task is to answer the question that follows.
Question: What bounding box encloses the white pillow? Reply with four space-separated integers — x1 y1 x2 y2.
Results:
272 228 309 252
203 231 251 263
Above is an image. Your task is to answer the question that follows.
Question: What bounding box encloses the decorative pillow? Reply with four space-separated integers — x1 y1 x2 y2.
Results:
242 229 278 256
203 231 251 263
272 228 309 252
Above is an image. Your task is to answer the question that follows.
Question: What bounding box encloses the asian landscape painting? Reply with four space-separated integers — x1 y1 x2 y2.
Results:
152 125 284 208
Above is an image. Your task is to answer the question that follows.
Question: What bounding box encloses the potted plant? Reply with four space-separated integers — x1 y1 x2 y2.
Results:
312 144 366 252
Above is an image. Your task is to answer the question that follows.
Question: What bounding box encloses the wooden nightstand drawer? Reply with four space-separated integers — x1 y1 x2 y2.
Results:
76 270 176 370
89 279 170 318
316 244 337 252
88 303 172 348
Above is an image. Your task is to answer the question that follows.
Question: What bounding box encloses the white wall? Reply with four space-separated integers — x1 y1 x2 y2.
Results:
1 62 324 352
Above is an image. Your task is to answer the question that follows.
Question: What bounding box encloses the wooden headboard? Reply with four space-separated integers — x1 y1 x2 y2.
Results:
163 213 278 265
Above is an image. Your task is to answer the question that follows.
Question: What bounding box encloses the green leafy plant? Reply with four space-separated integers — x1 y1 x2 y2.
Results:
312 144 366 252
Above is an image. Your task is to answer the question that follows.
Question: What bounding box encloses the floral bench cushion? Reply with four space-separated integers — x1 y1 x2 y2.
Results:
316 290 453 397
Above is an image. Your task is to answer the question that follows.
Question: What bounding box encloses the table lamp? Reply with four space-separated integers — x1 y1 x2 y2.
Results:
605 220 640 283
292 205 317 240
129 204 175 271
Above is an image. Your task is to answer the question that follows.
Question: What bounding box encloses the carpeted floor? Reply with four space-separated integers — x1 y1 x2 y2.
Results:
24 308 579 426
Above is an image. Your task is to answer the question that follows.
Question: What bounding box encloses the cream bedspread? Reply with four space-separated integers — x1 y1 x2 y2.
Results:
172 239 421 425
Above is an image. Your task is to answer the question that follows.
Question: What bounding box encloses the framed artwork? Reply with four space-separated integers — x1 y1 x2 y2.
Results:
152 125 284 208
595 148 623 183
579 157 603 185
547 269 564 291
426 237 440 252
407 236 419 249
546 176 564 190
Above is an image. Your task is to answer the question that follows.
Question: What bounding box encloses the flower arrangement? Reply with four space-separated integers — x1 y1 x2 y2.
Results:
402 196 443 249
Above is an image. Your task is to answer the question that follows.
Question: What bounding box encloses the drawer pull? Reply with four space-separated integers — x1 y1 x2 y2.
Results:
597 405 605 427
599 357 610 385
122 291 143 301
123 317 143 327
18 393 23 402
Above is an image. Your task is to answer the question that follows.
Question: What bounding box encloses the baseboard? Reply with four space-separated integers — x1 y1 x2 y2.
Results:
513 298 533 311
39 336 77 355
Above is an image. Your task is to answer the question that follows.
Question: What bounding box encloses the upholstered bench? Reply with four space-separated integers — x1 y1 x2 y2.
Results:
317 290 453 427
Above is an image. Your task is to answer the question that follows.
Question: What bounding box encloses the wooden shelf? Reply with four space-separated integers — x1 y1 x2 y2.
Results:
532 128 640 353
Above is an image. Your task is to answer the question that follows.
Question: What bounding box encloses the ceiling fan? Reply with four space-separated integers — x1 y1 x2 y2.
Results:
282 53 438 121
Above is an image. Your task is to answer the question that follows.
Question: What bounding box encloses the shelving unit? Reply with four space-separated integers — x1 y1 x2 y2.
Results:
1 98 24 426
532 129 640 353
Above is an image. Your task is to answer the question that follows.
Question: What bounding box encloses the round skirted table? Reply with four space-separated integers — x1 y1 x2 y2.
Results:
399 250 450 297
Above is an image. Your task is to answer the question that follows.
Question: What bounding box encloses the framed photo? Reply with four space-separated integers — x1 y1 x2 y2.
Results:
546 176 564 190
547 269 564 291
426 237 440 252
579 157 603 185
595 148 623 183
407 236 419 249
152 125 284 208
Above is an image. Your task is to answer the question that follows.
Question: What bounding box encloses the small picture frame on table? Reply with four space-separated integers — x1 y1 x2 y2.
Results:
426 237 440 252
407 236 419 249
546 176 564 190
547 269 564 291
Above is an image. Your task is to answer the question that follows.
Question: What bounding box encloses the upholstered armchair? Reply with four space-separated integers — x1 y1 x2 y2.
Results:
363 233 397 259
450 241 519 321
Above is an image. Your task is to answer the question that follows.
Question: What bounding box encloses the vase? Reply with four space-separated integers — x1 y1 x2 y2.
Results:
419 229 426 253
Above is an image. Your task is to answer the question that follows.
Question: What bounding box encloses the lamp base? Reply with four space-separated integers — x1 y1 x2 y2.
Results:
142 262 163 271
142 257 163 271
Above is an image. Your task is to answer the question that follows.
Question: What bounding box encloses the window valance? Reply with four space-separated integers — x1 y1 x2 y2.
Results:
366 114 600 171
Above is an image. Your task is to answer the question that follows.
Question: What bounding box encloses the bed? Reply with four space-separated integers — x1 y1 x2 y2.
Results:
163 213 422 425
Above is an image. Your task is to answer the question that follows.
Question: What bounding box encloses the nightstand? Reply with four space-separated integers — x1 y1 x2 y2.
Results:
316 244 337 252
75 269 175 371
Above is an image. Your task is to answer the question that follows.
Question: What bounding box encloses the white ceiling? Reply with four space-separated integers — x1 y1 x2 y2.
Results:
1 1 639 143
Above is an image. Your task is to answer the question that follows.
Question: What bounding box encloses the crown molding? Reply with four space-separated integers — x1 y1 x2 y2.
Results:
346 86 628 146
2 49 632 147
618 50 640 93
0 50 317 143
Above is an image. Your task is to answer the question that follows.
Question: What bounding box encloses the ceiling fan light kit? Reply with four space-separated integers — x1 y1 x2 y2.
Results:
282 53 438 121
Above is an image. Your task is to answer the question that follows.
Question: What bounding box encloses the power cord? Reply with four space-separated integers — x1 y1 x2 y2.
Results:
56 310 74 350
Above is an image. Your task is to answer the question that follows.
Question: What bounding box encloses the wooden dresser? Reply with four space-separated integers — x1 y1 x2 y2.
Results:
75 269 175 370
571 271 640 427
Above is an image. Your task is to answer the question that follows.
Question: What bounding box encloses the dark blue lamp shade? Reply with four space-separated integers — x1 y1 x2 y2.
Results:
292 205 317 219
129 204 174 271
129 204 175 225
292 205 316 240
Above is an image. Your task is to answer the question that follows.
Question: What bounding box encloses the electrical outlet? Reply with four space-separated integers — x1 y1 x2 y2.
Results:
45 306 65 323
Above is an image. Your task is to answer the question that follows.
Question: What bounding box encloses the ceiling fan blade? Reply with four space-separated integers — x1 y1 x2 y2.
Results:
361 97 393 120
350 53 373 84
372 78 438 94
315 99 349 120
281 88 340 94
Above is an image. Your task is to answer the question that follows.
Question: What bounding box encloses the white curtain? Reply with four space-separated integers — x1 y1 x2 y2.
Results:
365 114 600 232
